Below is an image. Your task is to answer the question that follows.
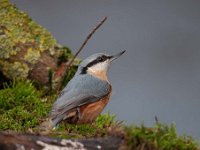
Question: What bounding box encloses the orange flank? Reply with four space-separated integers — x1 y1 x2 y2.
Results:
77 92 111 124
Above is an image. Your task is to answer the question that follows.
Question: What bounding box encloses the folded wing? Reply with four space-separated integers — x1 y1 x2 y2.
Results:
49 74 110 126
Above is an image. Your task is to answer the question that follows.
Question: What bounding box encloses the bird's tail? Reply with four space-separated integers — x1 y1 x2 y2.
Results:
37 115 63 135
37 118 55 135
37 112 75 134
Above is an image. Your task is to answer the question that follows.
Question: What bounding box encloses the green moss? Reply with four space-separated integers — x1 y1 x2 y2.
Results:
0 80 117 137
0 80 199 150
125 122 199 150
50 113 117 139
95 112 116 129
57 46 73 66
54 124 96 139
0 80 52 131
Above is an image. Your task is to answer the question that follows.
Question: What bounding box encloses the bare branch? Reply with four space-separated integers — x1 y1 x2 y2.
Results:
66 16 107 71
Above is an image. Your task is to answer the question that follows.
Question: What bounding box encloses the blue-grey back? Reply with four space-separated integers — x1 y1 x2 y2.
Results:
50 74 111 119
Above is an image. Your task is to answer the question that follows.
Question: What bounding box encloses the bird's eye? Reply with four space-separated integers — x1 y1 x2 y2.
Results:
98 57 103 61
98 55 107 62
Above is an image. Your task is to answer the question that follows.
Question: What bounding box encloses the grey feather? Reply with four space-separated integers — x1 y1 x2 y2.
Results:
49 74 110 126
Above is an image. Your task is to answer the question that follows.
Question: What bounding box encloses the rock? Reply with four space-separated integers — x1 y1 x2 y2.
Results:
0 0 78 90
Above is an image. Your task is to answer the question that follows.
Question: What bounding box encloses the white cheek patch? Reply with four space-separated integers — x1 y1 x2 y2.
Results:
88 61 110 73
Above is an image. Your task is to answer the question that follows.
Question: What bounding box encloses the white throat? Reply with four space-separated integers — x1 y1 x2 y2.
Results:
87 61 110 80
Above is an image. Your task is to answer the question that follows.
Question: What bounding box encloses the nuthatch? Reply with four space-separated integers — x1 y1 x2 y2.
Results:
44 50 125 129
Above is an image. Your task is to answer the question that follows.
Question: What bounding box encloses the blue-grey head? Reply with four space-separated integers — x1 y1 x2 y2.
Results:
76 50 126 79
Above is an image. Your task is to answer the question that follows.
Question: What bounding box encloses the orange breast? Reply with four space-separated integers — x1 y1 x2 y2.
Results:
87 68 108 81
76 94 111 124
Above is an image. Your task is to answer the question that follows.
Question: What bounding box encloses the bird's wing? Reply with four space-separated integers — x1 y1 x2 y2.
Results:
49 75 111 124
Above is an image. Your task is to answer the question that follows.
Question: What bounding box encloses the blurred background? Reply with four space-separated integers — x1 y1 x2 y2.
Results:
10 0 200 139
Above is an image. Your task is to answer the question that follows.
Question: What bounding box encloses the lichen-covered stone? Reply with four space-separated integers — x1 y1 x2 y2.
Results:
0 0 57 58
0 0 77 89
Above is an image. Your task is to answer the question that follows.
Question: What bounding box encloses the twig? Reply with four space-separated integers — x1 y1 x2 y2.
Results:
56 17 107 90
65 16 107 71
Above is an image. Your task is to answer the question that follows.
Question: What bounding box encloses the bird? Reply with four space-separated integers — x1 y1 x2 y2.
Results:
40 50 125 131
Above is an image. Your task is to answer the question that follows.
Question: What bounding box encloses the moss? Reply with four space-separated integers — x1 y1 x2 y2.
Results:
49 113 118 139
95 112 116 129
0 80 117 137
0 80 52 131
0 80 199 149
125 122 199 150
57 46 73 66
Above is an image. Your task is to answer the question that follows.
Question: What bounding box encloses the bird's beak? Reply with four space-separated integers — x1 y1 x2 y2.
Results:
110 50 126 62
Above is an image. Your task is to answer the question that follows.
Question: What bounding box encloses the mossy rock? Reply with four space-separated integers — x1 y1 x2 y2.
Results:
0 0 78 90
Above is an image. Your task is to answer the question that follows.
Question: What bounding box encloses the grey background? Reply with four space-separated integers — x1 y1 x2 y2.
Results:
10 0 200 139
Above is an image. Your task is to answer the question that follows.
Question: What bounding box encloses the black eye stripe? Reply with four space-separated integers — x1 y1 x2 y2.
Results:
97 55 107 61
87 55 109 67
80 55 110 74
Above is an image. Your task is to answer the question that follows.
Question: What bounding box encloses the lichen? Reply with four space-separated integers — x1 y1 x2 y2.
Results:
24 48 41 64
0 0 57 58
0 0 74 82
0 61 29 79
